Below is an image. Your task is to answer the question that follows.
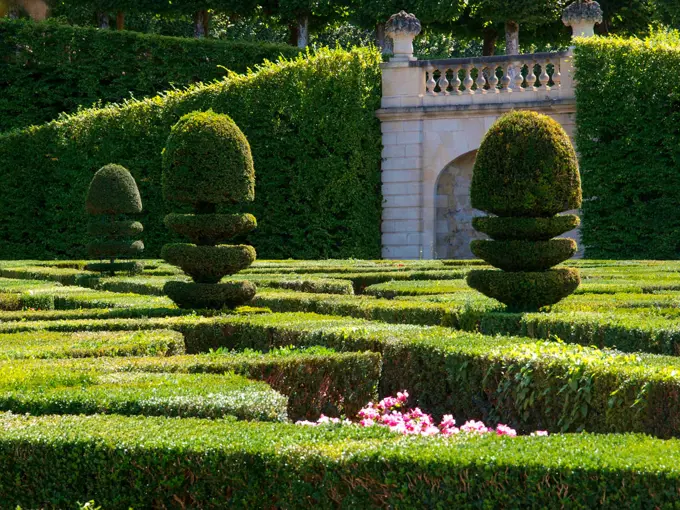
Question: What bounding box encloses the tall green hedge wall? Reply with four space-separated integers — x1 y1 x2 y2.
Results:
575 35 680 259
0 19 301 133
0 47 383 260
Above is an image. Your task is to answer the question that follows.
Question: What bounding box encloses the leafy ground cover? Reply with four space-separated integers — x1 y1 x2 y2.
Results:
2 258 680 505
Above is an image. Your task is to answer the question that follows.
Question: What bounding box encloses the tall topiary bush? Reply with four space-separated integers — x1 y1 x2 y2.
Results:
85 164 144 276
161 110 257 309
466 111 582 311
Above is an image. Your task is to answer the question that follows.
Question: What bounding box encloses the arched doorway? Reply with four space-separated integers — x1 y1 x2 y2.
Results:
434 150 487 259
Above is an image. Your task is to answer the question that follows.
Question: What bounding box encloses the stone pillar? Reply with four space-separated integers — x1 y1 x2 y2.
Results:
562 0 603 38
379 12 424 259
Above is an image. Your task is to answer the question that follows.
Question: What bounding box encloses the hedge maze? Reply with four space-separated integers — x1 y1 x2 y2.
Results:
0 257 679 506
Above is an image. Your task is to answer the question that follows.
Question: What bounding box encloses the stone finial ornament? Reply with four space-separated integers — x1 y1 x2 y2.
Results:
562 0 603 38
385 11 421 61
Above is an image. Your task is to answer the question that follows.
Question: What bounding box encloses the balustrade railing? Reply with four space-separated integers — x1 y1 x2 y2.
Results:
379 50 574 109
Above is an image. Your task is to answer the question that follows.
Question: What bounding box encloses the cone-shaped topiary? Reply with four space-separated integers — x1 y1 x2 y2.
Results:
85 164 144 276
467 111 582 311
161 111 257 309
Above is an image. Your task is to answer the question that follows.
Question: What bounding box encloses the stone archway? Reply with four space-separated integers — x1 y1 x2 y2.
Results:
434 150 487 259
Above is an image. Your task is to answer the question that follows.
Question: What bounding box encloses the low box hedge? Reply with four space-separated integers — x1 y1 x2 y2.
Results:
0 358 287 421
0 329 184 360
6 312 680 436
115 347 380 421
1 412 680 507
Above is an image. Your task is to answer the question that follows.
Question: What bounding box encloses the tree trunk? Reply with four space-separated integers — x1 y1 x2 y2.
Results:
297 15 309 48
482 27 497 56
505 20 519 55
287 21 298 46
193 10 209 38
116 11 125 30
97 12 110 29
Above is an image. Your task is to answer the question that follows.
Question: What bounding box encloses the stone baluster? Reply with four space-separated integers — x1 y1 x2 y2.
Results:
525 61 537 91
487 64 499 92
501 63 512 93
562 1 603 39
463 65 474 94
426 67 437 95
538 61 551 90
513 62 525 91
551 59 561 88
476 66 487 93
438 68 450 95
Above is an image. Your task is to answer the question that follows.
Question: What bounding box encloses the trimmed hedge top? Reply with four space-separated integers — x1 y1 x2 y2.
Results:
471 111 581 217
162 111 255 206
85 164 143 215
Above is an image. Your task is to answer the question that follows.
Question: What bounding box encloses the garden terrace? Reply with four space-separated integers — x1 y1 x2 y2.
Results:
2 258 680 504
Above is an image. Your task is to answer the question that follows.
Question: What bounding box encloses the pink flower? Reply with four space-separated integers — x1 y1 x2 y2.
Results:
295 420 318 426
460 420 489 434
397 391 409 402
359 418 375 427
531 430 549 437
495 424 517 437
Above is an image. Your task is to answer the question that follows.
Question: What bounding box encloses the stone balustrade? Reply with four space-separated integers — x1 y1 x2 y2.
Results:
381 50 574 110
421 51 573 105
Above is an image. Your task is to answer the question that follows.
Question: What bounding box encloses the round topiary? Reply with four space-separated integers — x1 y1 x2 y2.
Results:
161 112 257 309
162 110 255 207
471 111 581 217
472 215 580 241
85 164 144 276
466 111 582 310
163 280 257 310
85 164 143 215
467 268 580 311
470 239 577 272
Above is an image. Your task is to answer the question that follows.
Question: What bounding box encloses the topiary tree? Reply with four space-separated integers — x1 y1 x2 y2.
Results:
161 110 257 309
85 163 144 276
466 110 582 311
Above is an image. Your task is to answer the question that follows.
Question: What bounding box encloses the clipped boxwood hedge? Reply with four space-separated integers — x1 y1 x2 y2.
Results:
3 413 680 508
0 47 382 260
575 34 680 259
0 360 287 421
0 19 300 132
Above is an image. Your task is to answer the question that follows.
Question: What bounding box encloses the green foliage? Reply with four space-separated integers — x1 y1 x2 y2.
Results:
85 164 144 275
574 35 680 259
0 330 185 359
470 239 577 271
0 18 300 132
162 244 256 283
0 359 287 421
165 213 256 245
3 413 680 507
471 111 581 217
85 164 143 215
164 280 257 309
88 220 144 237
162 111 255 206
467 268 581 311
472 215 580 241
469 111 581 309
120 348 381 421
0 47 382 260
84 261 144 275
471 0 565 25
87 240 145 259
